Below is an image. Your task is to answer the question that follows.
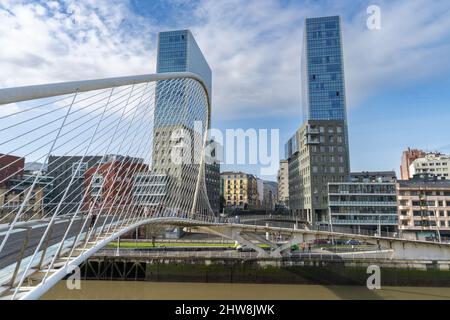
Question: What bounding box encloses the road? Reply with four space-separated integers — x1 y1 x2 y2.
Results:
0 215 114 271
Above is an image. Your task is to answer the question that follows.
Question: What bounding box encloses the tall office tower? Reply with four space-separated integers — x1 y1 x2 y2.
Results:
153 30 219 214
287 16 350 226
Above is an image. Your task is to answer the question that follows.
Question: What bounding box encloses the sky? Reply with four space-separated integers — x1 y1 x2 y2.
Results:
1 0 450 181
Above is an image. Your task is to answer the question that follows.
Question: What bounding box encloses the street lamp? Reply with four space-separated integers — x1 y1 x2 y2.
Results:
378 214 381 237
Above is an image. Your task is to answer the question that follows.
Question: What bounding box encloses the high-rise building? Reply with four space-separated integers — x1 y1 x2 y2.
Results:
286 16 351 226
157 30 212 96
301 16 347 123
400 148 426 180
409 153 450 180
277 160 289 207
287 121 350 224
153 30 219 214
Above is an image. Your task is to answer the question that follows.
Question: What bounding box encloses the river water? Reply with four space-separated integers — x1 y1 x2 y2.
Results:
42 281 450 300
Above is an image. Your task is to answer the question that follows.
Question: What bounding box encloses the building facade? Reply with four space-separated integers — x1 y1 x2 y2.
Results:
287 120 350 225
132 172 168 214
0 155 53 221
286 16 351 227
0 154 24 184
83 159 148 213
398 174 450 240
157 30 212 96
47 155 103 215
153 30 218 215
409 153 450 180
400 148 426 180
221 172 258 210
301 16 348 123
277 160 289 207
328 171 398 233
263 180 278 211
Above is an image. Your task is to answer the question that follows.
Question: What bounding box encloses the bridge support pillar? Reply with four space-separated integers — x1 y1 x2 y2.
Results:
270 235 305 258
195 226 270 258
232 230 270 258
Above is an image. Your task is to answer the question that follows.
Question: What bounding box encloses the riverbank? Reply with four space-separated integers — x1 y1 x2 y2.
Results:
80 255 450 287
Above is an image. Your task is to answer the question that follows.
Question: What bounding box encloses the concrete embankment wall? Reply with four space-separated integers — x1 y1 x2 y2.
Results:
80 257 450 287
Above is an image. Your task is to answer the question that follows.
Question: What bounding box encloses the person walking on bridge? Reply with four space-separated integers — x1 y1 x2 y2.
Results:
90 212 98 230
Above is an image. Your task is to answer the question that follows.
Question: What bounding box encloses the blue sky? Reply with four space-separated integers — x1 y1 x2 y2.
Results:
1 0 450 181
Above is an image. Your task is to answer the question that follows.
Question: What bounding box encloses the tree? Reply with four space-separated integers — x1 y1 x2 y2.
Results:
143 224 166 247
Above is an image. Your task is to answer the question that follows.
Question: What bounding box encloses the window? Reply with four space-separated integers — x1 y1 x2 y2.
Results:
413 211 422 217
72 162 88 178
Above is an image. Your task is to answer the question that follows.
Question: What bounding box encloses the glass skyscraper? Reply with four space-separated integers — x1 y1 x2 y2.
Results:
157 30 212 96
154 30 212 129
301 16 347 123
153 30 219 214
285 16 351 226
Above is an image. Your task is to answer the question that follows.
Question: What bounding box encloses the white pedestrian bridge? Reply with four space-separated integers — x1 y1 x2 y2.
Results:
0 73 449 300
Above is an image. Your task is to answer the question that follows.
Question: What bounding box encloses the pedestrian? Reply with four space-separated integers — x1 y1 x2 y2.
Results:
90 212 97 229
308 243 311 253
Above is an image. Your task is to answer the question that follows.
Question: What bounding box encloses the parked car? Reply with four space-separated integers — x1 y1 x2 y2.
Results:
236 245 255 252
345 239 361 246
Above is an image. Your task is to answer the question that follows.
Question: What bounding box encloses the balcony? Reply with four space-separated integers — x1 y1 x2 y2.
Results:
306 126 320 134
306 137 320 145
331 219 398 226
329 201 398 207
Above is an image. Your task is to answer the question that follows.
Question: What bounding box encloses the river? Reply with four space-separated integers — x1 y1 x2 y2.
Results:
42 281 450 300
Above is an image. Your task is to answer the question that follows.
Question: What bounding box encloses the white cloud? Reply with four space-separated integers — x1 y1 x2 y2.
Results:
1 0 449 122
344 0 450 107
0 0 156 89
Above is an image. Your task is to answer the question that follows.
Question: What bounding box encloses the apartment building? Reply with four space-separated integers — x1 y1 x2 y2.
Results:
220 172 258 210
398 174 450 240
